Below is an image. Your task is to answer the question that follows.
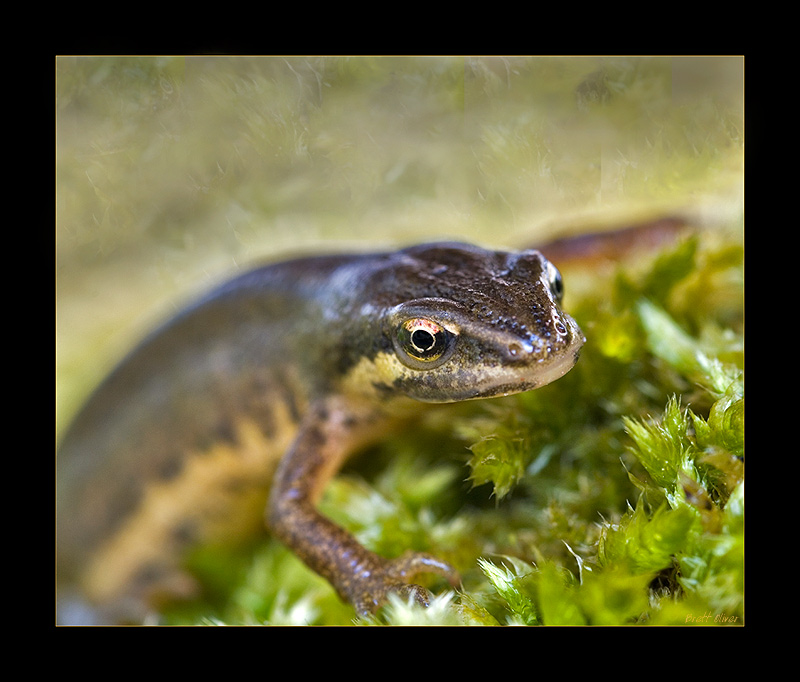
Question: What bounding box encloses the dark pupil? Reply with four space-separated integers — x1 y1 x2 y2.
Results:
411 329 436 351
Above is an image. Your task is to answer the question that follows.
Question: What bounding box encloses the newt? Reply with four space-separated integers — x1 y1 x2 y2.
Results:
56 240 585 623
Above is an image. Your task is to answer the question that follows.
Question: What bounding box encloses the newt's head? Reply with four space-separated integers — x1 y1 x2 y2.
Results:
343 242 585 403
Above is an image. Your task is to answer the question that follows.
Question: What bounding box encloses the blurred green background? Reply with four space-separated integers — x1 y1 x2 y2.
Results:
55 56 744 432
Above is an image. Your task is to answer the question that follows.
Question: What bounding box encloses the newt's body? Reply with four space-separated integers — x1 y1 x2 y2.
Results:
57 241 584 623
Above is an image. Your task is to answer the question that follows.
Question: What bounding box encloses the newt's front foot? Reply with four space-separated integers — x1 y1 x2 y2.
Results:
348 551 460 616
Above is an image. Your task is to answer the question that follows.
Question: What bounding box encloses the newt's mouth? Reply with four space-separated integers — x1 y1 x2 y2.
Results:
461 343 584 401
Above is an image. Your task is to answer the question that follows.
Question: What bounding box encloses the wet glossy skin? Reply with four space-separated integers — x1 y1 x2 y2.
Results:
56 241 584 622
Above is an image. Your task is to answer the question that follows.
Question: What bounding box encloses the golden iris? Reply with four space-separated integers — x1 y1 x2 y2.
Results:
397 318 448 362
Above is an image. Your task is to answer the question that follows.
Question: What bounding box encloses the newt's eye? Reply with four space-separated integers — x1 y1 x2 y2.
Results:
545 262 564 303
395 318 454 368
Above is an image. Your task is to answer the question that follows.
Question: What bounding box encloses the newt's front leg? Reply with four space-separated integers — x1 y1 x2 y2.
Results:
267 396 459 615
